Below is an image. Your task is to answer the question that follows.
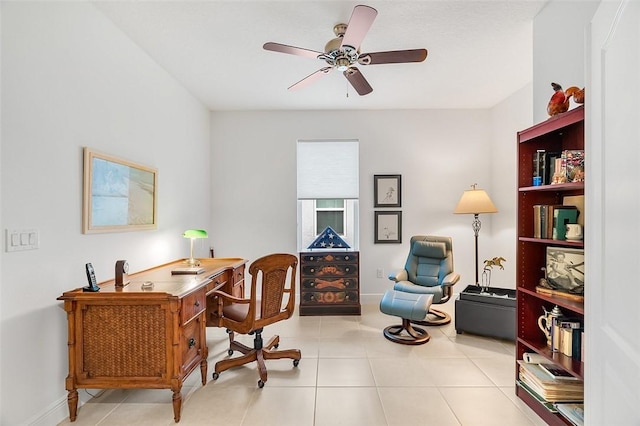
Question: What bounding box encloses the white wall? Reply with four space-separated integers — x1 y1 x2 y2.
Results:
210 102 531 295
0 3 211 425
533 0 600 123
489 83 535 288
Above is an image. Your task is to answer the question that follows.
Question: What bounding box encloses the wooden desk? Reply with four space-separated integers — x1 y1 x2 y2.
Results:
57 258 246 423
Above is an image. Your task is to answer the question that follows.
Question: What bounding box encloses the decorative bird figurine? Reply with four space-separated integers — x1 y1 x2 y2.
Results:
547 82 570 116
565 86 585 104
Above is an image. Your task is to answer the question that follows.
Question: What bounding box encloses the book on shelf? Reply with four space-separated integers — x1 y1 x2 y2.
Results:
533 205 542 238
533 150 545 186
522 352 548 364
532 204 578 239
551 316 582 355
539 363 581 381
555 403 584 426
171 267 205 275
518 361 584 402
545 152 562 185
532 150 562 186
517 380 559 413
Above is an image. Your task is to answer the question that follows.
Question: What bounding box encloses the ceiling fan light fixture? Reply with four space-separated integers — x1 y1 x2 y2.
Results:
335 57 350 71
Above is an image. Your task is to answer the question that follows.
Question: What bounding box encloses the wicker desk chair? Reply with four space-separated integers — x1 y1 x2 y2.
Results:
211 253 301 388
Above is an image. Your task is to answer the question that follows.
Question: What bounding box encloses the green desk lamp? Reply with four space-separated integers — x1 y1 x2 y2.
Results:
183 229 208 266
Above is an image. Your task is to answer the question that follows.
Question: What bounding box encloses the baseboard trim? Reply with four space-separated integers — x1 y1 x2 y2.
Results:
26 390 95 426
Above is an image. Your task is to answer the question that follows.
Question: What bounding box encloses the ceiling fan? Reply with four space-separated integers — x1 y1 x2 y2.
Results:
263 4 428 96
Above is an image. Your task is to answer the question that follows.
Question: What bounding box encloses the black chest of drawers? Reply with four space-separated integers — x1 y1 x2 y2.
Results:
299 251 360 315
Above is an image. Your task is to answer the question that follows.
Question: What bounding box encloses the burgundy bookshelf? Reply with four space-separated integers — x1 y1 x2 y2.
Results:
516 106 585 425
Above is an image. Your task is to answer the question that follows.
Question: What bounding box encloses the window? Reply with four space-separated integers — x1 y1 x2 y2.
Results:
315 199 345 234
297 140 359 251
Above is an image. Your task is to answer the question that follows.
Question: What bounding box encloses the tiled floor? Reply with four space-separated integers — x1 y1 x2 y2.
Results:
58 295 547 426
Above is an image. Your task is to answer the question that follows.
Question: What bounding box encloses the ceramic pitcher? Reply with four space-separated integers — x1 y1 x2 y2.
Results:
537 305 563 347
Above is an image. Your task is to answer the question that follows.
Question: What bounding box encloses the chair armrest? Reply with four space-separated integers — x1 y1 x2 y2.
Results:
442 272 460 288
388 269 408 282
439 272 460 303
210 290 249 304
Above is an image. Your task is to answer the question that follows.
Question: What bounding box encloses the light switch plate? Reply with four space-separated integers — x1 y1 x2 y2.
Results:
5 228 39 252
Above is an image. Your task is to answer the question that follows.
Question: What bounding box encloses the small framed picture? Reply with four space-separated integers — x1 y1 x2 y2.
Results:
545 247 584 294
374 211 402 244
374 174 401 207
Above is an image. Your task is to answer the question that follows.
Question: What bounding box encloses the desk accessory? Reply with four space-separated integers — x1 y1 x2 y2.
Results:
183 229 208 266
115 260 130 287
171 267 205 275
83 263 100 292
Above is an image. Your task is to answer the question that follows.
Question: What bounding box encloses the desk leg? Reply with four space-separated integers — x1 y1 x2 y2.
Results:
67 389 78 422
172 389 182 423
200 357 208 386
200 318 209 385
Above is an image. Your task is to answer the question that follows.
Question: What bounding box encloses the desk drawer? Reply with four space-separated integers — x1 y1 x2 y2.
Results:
181 288 206 324
232 266 245 298
180 315 204 375
233 267 245 283
206 272 229 294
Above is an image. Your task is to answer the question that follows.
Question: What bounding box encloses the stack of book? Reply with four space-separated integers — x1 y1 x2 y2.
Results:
531 149 585 185
518 361 584 402
533 204 579 239
550 316 583 359
533 150 561 186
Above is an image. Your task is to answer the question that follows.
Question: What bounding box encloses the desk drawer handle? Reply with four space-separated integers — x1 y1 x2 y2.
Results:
194 300 200 307
188 338 196 348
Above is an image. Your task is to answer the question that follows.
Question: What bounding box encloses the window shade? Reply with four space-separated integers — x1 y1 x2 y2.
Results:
297 140 359 199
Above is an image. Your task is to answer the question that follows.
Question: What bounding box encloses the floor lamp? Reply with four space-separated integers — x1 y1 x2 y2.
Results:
454 184 498 287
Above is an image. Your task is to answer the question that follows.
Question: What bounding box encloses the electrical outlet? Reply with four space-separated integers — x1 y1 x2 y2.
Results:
376 268 384 278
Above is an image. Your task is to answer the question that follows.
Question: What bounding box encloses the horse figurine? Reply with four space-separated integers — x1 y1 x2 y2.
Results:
484 256 506 270
481 256 506 292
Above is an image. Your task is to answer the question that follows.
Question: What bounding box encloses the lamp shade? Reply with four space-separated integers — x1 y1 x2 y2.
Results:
454 187 498 214
183 229 208 239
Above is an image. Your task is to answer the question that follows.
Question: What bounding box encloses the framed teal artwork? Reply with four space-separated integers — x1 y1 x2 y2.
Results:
82 147 158 234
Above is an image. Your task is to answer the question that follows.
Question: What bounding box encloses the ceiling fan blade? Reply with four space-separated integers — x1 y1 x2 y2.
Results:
343 67 373 96
288 67 333 91
358 49 428 65
340 5 378 50
263 42 323 59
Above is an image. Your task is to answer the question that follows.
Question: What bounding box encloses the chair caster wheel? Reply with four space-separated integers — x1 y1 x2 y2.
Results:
228 349 234 356
293 359 300 367
258 380 265 388
212 372 220 380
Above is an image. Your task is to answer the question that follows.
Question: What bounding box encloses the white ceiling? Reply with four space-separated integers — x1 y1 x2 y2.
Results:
94 1 548 111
